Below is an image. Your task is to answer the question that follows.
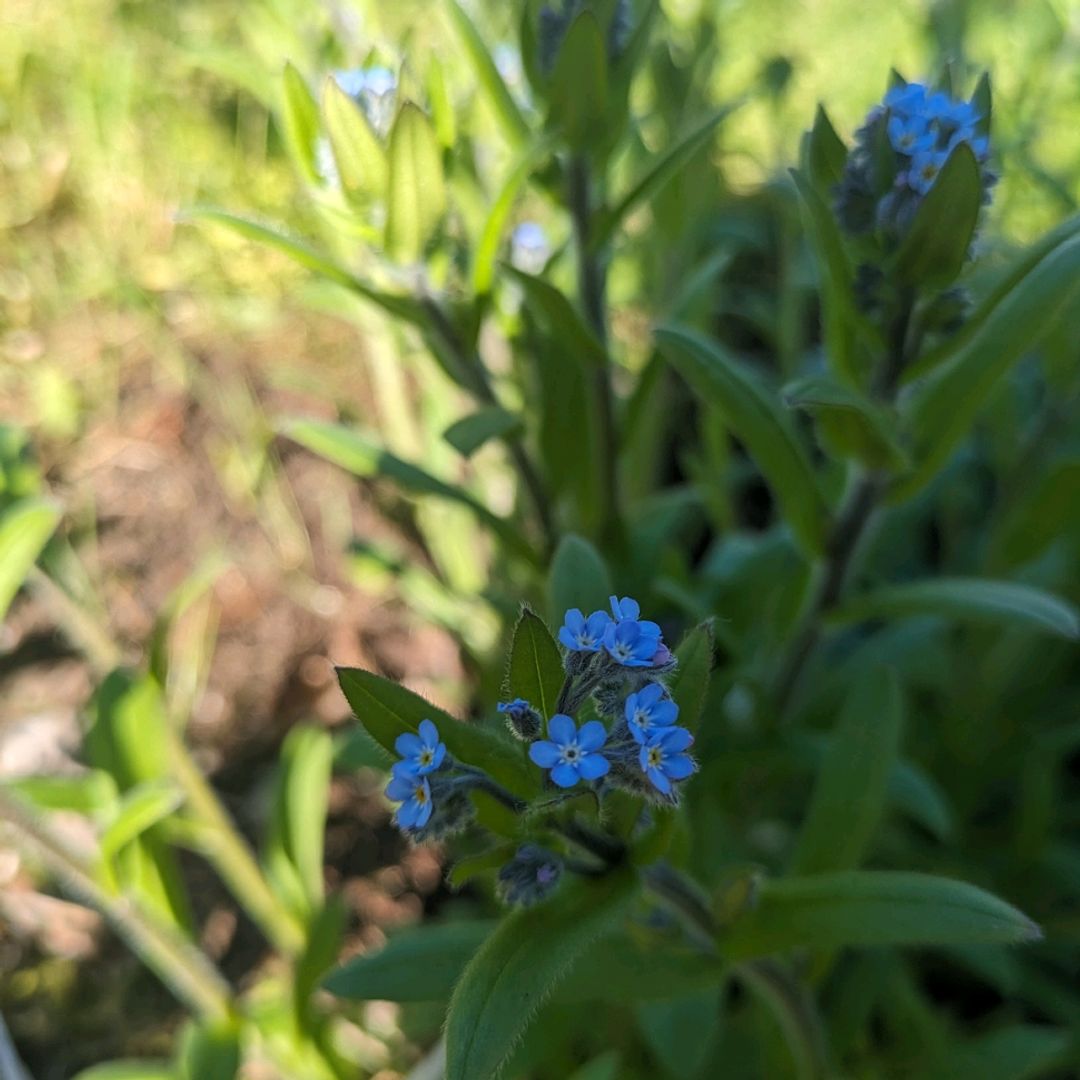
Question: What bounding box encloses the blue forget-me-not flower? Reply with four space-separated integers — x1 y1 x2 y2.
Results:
385 763 435 829
529 714 610 787
394 719 446 776
559 608 611 652
640 727 697 796
625 682 679 743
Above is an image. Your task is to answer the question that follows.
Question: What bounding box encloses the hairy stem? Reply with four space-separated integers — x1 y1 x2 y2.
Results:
773 289 917 714
568 154 622 549
0 788 233 1022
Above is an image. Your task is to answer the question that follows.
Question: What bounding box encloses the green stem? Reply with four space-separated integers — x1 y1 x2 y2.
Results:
568 154 622 549
0 788 233 1023
773 288 918 714
165 727 306 956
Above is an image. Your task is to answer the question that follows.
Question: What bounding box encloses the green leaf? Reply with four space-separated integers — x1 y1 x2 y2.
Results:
830 578 1079 641
791 668 903 875
594 105 737 250
279 417 537 565
888 759 955 842
100 781 185 862
4 770 118 815
384 102 446 262
784 374 908 470
427 55 457 149
182 208 425 323
0 497 60 621
790 170 864 386
71 1063 174 1080
637 987 723 1078
722 872 1041 959
506 606 565 720
266 725 332 914
324 919 493 1000
897 235 1080 497
656 325 826 556
803 105 847 193
908 213 1080 383
972 72 992 140
321 77 387 201
548 12 608 151
443 407 523 459
665 620 714 734
177 1019 242 1080
445 0 529 148
281 62 322 185
923 1024 1068 1080
547 534 613 624
448 845 516 890
567 1052 621 1080
505 266 608 368
336 667 535 797
991 458 1080 567
445 870 637 1080
473 140 552 295
892 142 981 286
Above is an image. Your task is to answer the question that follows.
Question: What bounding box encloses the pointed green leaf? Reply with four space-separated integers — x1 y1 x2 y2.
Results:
385 102 446 262
473 140 553 295
888 760 954 842
897 235 1080 498
790 169 865 385
445 0 529 148
803 105 847 193
100 781 185 862
321 77 386 200
547 534 613 624
281 62 322 185
722 872 1041 959
656 325 826 556
923 1024 1068 1080
182 208 425 322
5 770 118 815
972 72 992 139
336 667 535 796
791 668 903 875
892 142 981 286
548 12 608 151
594 105 737 250
266 725 332 914
506 606 565 719
0 497 60 621
445 870 637 1080
443 407 523 459
830 578 1079 640
637 986 723 1078
505 266 608 367
324 919 494 1001
279 417 538 564
785 374 908 470
665 620 714 734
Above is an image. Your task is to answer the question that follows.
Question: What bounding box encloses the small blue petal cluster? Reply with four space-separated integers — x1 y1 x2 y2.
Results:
384 720 446 831
498 696 542 740
559 596 670 670
835 78 994 240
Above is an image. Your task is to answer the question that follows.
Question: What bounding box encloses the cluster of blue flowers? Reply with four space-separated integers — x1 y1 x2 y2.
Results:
559 595 672 670
384 720 446 830
528 596 695 799
835 78 994 241
382 594 697 905
883 82 989 195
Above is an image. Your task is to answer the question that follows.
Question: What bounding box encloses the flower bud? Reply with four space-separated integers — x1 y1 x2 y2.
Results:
498 698 542 742
496 844 563 907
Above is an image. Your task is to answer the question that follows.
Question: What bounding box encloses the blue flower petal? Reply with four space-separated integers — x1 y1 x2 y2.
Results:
577 720 607 752
385 773 415 801
418 719 439 747
550 762 581 788
646 766 672 795
564 608 586 634
658 726 694 753
429 742 447 771
395 732 423 758
577 753 610 781
414 797 434 828
529 740 562 768
396 798 421 829
548 713 576 745
664 754 696 780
